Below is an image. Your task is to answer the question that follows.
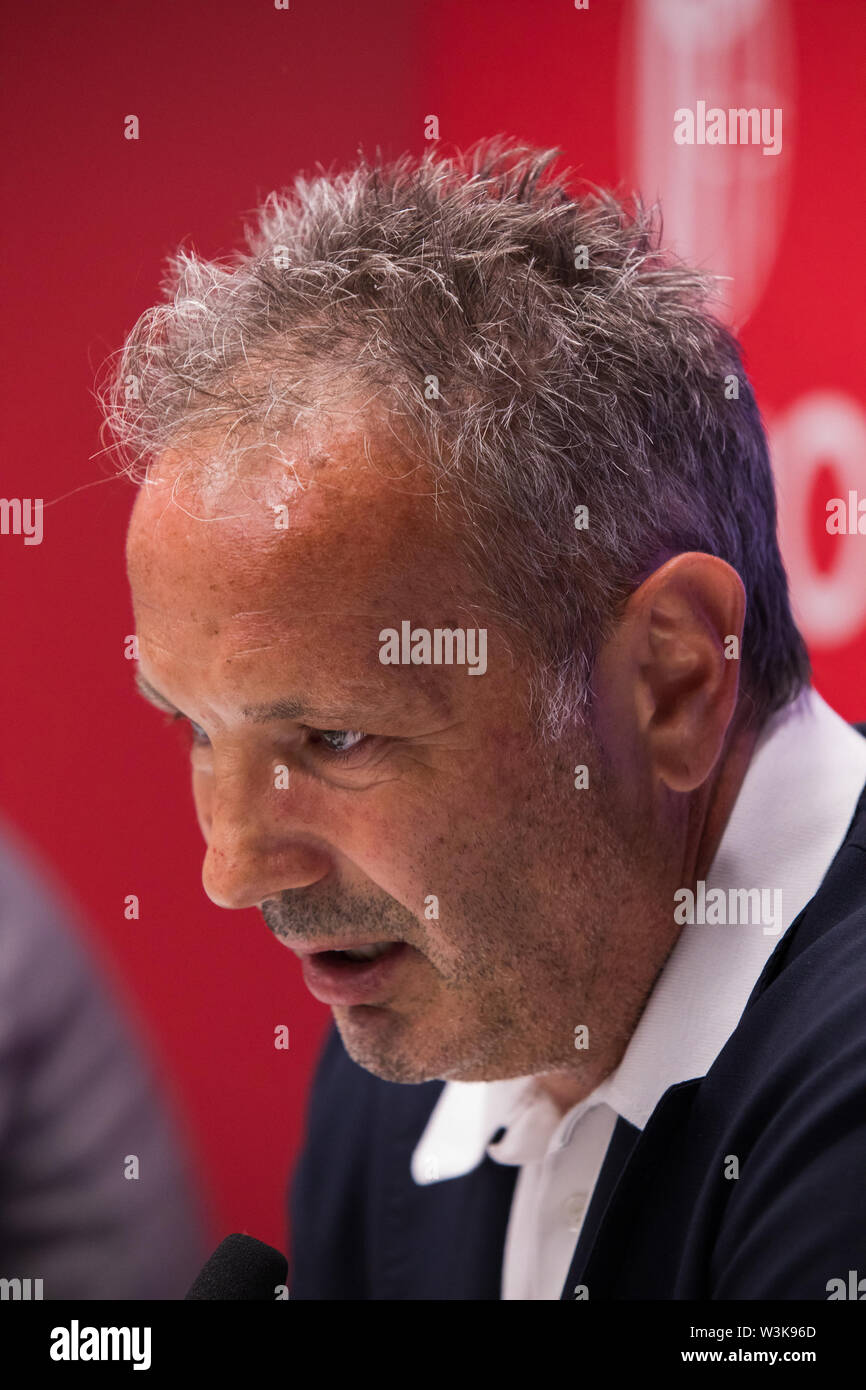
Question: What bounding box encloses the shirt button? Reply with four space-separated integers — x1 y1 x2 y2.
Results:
563 1193 587 1230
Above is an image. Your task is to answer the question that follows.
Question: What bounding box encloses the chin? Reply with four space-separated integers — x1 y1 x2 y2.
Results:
333 1009 453 1085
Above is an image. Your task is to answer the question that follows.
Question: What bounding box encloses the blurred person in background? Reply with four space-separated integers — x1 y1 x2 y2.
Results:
0 816 207 1298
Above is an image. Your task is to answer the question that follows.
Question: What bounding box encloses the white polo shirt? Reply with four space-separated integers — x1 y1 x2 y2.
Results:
410 687 866 1299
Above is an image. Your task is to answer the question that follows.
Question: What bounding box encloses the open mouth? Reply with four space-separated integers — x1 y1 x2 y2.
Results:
316 942 402 964
299 941 412 1006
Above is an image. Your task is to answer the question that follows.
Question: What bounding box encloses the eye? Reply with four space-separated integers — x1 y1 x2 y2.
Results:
165 714 374 764
171 712 210 746
307 728 370 761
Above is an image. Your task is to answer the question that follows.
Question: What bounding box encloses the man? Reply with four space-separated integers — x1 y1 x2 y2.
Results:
105 139 866 1299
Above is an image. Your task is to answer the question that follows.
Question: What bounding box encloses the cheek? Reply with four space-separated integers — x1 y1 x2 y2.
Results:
340 799 443 914
347 800 399 856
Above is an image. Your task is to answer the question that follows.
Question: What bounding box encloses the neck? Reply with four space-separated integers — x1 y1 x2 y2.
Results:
535 700 768 1117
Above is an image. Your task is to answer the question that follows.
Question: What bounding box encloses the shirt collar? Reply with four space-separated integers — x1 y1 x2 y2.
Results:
411 687 866 1183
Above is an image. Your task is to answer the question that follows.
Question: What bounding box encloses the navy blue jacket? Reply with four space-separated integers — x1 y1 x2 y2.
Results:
289 736 866 1299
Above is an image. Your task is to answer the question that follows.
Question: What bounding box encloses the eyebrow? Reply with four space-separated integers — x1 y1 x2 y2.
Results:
133 669 434 726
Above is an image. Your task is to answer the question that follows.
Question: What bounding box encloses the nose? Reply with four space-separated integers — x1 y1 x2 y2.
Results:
202 834 330 910
199 762 331 910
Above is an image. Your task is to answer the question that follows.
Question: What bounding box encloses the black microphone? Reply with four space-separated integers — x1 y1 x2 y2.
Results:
185 1233 288 1300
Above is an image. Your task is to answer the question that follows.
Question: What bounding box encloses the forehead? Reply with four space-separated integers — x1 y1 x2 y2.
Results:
125 425 472 700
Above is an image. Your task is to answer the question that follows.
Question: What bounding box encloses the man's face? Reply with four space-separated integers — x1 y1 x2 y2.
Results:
127 422 664 1086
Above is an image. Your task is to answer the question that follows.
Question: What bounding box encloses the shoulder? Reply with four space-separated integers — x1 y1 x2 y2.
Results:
703 843 866 1296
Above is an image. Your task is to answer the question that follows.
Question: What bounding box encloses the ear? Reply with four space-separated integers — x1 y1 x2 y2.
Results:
592 553 746 792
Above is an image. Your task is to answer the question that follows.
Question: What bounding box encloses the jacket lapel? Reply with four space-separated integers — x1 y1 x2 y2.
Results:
559 1081 700 1299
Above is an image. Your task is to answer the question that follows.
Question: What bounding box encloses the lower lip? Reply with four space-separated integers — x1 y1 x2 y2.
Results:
299 942 413 1005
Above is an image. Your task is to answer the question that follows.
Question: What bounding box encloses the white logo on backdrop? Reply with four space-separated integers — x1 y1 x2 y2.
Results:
626 0 793 328
625 0 865 650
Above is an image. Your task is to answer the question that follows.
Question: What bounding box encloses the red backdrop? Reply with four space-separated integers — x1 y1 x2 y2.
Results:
2 0 863 1256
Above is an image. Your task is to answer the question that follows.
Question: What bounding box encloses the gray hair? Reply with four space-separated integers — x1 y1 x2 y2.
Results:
99 136 810 743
